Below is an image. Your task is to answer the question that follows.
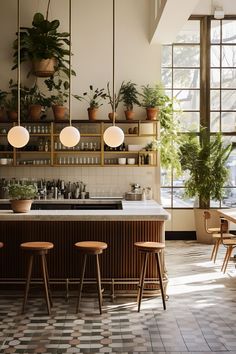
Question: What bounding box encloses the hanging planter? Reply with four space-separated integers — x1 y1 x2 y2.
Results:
33 58 57 78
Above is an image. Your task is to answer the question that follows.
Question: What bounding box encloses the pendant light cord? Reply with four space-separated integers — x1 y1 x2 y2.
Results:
69 0 72 126
112 0 115 125
17 0 20 126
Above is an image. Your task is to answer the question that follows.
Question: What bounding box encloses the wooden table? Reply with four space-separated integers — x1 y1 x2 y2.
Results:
217 208 236 224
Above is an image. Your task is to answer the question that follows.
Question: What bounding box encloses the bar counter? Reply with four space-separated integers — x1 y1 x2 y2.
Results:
0 200 170 294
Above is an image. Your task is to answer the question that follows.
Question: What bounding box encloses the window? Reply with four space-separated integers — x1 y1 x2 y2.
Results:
161 17 236 209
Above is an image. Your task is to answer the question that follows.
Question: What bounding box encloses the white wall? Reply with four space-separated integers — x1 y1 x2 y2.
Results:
0 0 161 200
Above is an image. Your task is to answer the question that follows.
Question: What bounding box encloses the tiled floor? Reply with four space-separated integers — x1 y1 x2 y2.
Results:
1 240 236 354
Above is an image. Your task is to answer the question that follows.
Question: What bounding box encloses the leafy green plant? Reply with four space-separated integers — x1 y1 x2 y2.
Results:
139 84 168 108
45 75 69 105
107 82 124 111
144 139 159 151
0 90 7 108
12 5 71 77
179 130 232 209
120 81 139 110
8 184 37 200
74 85 107 109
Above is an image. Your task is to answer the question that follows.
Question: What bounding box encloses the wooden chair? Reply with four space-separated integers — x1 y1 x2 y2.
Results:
220 219 236 273
74 241 107 315
20 241 54 315
134 241 166 312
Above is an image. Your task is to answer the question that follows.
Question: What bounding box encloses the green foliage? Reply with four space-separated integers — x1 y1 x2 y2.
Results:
139 84 169 108
106 82 124 111
0 90 7 107
120 81 139 110
4 79 18 112
179 130 232 208
74 85 107 109
8 183 37 200
44 74 69 105
144 139 158 151
12 11 71 77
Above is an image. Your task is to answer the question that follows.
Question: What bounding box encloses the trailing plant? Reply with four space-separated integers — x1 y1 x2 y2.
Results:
8 183 37 200
45 74 69 106
12 0 71 77
179 129 232 209
74 85 107 109
120 81 139 110
107 81 124 111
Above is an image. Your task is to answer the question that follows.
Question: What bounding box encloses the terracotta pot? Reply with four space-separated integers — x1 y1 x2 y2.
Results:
125 110 135 120
33 58 56 77
87 107 98 121
52 105 66 121
108 112 118 121
28 105 42 121
11 199 33 213
7 110 18 122
146 107 158 120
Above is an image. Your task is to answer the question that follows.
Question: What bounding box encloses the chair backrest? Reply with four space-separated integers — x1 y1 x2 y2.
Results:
203 211 211 234
220 218 229 240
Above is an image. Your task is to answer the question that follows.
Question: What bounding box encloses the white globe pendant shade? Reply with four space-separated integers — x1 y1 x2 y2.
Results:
59 125 80 148
7 125 29 148
103 125 124 148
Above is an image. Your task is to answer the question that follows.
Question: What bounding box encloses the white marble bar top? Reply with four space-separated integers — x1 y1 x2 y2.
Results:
0 200 170 221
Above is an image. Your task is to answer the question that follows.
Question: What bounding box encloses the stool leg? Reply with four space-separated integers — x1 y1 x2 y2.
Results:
213 239 221 263
22 254 34 314
41 254 51 315
137 252 148 312
95 254 103 315
155 252 166 310
43 254 53 307
76 254 87 313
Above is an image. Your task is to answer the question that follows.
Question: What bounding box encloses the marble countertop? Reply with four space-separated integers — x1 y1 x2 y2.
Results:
0 200 170 221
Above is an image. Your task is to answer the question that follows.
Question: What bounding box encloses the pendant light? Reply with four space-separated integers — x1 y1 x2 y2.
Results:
7 0 29 148
59 0 80 148
103 0 124 148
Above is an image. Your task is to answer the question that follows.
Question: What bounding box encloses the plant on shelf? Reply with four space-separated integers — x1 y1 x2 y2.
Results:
0 89 8 121
4 79 18 122
8 183 37 213
139 84 169 120
179 129 232 209
144 139 158 151
120 81 139 120
106 81 124 121
12 0 71 78
74 85 107 121
23 85 51 121
45 74 69 121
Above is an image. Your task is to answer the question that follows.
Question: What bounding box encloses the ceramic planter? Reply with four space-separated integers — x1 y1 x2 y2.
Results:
125 110 135 120
87 108 98 121
52 105 66 121
11 200 33 213
146 108 159 120
28 104 42 121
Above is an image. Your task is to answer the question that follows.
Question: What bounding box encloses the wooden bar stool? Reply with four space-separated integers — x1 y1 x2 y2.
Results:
135 241 166 312
20 241 54 315
75 241 107 314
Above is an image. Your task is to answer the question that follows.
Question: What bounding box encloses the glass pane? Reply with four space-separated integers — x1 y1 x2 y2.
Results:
162 45 172 67
222 20 236 43
175 112 199 132
227 149 236 187
174 20 200 43
161 169 171 186
173 69 199 88
222 112 236 132
211 69 220 88
211 46 220 67
211 20 221 43
222 90 236 110
160 188 172 207
173 45 200 67
222 188 236 207
210 90 220 110
222 69 236 88
210 112 220 132
161 68 172 88
164 89 172 99
173 89 199 110
173 189 195 208
222 46 236 67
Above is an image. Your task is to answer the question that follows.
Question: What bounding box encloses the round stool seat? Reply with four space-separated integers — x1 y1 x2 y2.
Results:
135 241 165 253
75 241 107 254
20 242 54 251
0 242 3 248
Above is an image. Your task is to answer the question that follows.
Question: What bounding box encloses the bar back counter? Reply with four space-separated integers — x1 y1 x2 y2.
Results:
0 200 170 296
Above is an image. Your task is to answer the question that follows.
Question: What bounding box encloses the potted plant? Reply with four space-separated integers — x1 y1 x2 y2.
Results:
8 183 37 213
0 89 7 122
179 130 232 243
45 75 69 121
106 81 124 121
5 79 18 122
120 81 139 120
74 85 107 121
139 84 168 120
12 0 70 78
23 85 50 121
